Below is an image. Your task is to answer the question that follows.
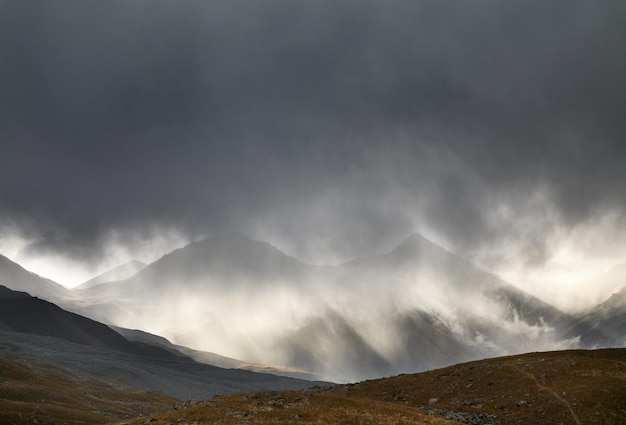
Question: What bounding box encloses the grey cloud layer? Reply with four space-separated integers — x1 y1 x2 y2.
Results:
2 0 626 264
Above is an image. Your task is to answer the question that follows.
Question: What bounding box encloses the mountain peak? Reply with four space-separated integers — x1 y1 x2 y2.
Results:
193 232 256 247
387 232 452 260
77 260 147 289
397 232 433 247
132 232 309 288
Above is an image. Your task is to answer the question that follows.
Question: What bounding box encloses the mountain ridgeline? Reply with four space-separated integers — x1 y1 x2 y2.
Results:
59 232 622 383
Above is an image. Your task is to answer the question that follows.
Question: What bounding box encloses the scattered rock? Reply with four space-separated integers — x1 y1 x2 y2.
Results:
268 399 284 409
423 406 497 425
428 397 439 405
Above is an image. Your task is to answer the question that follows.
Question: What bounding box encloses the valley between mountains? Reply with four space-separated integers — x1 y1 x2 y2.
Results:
1 233 625 424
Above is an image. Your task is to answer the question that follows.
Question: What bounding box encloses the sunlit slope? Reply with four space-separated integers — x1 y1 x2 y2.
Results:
0 253 76 302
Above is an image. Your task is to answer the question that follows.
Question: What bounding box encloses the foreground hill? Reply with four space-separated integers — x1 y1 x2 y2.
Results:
0 350 178 425
124 348 626 425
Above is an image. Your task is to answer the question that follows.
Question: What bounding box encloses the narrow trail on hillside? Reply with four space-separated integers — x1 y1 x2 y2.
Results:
510 365 582 425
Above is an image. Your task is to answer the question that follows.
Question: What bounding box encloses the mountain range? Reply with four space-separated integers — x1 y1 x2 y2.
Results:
1 233 624 383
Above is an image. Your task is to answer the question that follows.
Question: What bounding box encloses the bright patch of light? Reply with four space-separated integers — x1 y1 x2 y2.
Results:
0 227 191 288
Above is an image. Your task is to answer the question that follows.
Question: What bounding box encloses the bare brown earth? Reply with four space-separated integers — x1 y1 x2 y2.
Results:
122 348 626 425
344 348 626 425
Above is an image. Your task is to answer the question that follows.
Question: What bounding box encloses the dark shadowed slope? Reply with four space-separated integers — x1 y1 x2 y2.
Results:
0 286 329 401
0 330 329 401
0 285 146 355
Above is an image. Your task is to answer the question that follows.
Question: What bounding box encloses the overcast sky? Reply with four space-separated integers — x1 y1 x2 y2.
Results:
2 0 626 295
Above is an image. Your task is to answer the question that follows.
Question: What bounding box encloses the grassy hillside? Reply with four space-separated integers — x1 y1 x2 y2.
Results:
0 351 177 425
2 348 624 424
123 348 626 425
124 389 455 425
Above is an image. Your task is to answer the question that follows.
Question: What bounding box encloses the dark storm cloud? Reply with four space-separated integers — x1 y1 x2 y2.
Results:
2 0 626 264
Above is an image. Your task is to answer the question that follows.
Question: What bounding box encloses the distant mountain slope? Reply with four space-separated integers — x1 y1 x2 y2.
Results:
76 260 146 289
339 233 566 325
112 326 324 381
72 233 584 383
0 254 76 302
576 286 626 348
81 233 313 300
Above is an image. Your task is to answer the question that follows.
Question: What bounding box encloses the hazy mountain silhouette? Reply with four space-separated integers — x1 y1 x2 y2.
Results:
76 260 147 290
81 233 313 300
4 233 620 382
573 286 626 348
63 233 592 382
112 325 323 381
0 254 76 302
276 309 395 382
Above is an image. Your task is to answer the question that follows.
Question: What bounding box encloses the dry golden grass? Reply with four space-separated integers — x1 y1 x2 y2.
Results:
123 389 456 425
0 351 177 425
123 348 626 425
2 348 625 425
341 348 626 425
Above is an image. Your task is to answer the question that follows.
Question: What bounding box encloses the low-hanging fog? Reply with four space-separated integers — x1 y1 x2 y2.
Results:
2 0 626 377
72 233 585 382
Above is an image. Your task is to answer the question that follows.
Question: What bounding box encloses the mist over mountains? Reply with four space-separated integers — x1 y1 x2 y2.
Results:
4 232 622 383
